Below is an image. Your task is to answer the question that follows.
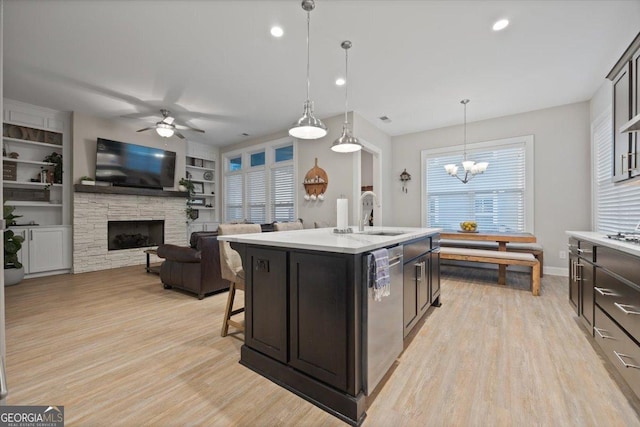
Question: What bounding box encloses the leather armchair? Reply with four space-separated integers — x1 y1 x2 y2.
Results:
156 231 229 299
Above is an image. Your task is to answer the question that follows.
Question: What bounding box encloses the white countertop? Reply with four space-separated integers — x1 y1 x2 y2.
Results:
566 231 640 258
218 226 441 254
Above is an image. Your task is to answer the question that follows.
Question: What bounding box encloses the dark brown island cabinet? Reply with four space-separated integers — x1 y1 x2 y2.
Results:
220 227 441 426
567 232 640 402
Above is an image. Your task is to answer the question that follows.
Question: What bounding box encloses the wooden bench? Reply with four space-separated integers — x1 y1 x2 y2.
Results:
440 247 541 296
439 239 544 276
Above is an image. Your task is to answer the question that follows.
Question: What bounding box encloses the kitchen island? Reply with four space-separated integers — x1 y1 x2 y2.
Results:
218 226 441 425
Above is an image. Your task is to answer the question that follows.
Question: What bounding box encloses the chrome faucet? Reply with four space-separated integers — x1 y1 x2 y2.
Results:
359 191 380 232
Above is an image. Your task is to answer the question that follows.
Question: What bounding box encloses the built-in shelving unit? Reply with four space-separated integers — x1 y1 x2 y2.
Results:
185 141 219 238
3 98 72 277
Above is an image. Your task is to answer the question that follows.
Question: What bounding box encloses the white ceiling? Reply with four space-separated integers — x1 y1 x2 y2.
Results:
4 0 639 147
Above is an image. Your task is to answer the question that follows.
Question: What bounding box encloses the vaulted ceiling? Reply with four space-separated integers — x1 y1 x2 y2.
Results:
4 0 639 146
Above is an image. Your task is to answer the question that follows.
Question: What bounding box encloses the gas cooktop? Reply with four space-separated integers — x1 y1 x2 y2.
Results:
606 232 640 245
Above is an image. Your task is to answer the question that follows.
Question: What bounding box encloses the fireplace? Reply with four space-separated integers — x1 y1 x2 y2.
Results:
108 220 164 251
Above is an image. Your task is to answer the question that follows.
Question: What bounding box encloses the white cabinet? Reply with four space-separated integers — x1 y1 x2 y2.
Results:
184 141 218 229
11 226 71 276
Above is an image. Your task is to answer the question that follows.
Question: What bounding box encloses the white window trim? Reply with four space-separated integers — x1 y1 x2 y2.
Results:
591 107 610 231
420 135 535 232
222 137 297 223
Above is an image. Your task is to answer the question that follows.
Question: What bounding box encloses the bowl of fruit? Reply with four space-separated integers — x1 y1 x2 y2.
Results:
459 221 478 233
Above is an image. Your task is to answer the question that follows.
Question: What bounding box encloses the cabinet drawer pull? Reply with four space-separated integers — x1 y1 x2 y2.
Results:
577 248 593 254
594 327 615 339
614 351 640 369
614 302 640 315
575 263 582 281
621 153 628 174
594 287 618 297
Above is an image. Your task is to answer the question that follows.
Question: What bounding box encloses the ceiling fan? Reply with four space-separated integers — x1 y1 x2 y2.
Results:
136 109 205 139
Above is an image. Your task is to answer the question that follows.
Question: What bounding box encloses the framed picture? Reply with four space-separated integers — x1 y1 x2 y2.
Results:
193 158 204 167
188 209 199 220
188 197 206 206
192 181 204 194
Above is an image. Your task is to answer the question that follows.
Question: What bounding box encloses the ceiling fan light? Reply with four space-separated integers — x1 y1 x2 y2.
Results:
156 123 175 138
289 101 327 139
331 124 362 153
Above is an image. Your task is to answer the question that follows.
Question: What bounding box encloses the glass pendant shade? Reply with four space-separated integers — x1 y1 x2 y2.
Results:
156 123 174 138
289 100 327 139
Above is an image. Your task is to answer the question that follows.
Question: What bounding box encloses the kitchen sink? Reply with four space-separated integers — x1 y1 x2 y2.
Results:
365 231 406 236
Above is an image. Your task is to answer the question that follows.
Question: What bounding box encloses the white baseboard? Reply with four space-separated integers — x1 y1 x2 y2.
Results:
544 266 568 277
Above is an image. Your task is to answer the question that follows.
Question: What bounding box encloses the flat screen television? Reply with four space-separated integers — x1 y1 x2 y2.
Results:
95 138 176 189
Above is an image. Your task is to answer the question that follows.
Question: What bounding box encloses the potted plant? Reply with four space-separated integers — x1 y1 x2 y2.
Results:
178 177 195 195
43 152 63 184
79 175 95 186
4 205 25 286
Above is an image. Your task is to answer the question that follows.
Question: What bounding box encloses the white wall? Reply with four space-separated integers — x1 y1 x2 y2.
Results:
590 80 612 122
71 112 186 188
391 102 592 273
220 111 394 228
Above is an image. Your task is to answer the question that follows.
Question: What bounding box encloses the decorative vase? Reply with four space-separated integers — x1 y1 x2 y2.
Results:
4 266 24 286
178 184 188 192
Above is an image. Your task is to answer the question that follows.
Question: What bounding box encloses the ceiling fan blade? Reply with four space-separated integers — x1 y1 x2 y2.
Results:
137 127 155 133
174 124 205 133
175 131 186 139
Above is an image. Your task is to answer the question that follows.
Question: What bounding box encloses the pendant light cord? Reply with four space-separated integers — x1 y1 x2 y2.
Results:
344 47 349 124
463 101 467 160
306 11 311 102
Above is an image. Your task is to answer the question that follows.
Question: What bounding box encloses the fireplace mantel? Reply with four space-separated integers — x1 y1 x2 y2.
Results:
74 184 188 198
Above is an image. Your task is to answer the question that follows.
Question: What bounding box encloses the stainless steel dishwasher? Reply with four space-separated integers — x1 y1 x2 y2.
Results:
364 245 404 395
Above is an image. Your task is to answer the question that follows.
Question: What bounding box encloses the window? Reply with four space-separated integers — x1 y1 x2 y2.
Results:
593 109 640 232
229 156 242 171
223 140 296 223
422 136 534 232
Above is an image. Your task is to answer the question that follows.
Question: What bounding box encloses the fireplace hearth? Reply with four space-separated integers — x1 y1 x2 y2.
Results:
108 220 164 251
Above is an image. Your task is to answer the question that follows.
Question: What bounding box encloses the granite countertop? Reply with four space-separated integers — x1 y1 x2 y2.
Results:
566 231 640 258
218 226 441 254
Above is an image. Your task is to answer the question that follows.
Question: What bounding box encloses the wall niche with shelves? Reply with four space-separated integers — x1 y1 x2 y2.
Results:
184 141 219 240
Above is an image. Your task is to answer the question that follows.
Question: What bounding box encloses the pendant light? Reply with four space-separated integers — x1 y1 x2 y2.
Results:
444 99 488 183
331 40 362 153
289 0 327 140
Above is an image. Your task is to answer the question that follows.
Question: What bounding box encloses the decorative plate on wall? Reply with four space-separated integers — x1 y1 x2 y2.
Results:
203 171 214 181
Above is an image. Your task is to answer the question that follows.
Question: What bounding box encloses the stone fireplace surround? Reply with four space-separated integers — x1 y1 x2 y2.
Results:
73 186 187 273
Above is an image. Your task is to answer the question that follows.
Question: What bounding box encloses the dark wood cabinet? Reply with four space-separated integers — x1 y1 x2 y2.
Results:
245 246 288 363
578 259 594 330
608 33 640 182
612 62 632 182
569 251 579 314
289 251 353 392
430 249 441 302
403 237 439 337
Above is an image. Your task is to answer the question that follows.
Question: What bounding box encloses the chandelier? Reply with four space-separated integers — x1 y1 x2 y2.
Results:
444 99 488 183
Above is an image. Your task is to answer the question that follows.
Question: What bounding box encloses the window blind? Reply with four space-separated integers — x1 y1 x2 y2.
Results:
424 143 526 232
225 173 244 222
593 110 640 232
271 164 295 222
246 169 266 224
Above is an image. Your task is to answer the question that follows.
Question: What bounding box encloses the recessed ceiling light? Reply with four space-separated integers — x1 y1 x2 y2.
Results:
492 19 509 31
270 26 284 37
379 116 392 123
335 77 345 86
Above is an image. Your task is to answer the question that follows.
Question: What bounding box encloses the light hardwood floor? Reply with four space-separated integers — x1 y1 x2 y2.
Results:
5 264 640 426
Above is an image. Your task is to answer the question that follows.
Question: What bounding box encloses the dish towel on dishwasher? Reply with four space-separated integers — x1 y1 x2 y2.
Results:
370 248 390 302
